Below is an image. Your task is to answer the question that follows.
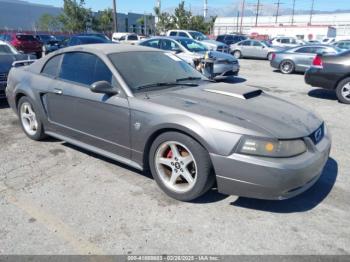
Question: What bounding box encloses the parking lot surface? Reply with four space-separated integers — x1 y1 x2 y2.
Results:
0 59 349 255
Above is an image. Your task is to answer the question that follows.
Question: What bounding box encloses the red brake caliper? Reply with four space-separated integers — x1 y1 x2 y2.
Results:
166 148 173 159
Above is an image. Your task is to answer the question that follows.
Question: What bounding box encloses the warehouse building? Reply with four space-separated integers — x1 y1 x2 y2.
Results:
214 12 350 40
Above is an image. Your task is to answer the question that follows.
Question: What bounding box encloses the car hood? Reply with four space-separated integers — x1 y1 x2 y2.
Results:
194 51 236 61
0 54 32 72
146 83 322 139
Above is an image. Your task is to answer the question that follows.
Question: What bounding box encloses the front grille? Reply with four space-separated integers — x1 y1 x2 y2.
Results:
0 73 8 82
309 123 325 145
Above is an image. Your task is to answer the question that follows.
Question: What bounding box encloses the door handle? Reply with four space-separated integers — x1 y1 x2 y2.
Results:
53 88 63 95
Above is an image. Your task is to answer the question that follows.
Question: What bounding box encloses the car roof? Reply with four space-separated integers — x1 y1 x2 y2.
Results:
59 43 161 55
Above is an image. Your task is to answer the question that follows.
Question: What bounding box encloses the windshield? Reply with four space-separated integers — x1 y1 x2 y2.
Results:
262 41 272 47
39 35 56 42
189 31 209 41
109 51 205 92
16 35 35 41
177 38 208 52
0 44 18 54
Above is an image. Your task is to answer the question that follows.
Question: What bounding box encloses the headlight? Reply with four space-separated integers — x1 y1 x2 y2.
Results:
237 136 307 158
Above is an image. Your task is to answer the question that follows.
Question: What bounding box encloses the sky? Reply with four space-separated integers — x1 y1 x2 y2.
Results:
27 0 350 14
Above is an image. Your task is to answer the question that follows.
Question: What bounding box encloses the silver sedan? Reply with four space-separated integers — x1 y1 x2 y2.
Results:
230 39 284 60
270 45 341 74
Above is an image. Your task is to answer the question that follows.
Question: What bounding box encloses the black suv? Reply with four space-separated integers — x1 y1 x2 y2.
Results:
216 34 247 46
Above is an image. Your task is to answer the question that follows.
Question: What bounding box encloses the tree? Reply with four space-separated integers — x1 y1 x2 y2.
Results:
92 8 114 33
58 0 92 33
172 1 192 30
154 1 216 35
36 13 62 32
154 6 174 34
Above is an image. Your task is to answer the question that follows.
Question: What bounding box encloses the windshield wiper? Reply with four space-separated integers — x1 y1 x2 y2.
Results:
136 82 198 91
177 77 215 83
176 77 202 82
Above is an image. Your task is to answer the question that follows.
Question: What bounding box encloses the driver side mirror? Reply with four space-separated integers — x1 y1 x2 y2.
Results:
90 81 119 95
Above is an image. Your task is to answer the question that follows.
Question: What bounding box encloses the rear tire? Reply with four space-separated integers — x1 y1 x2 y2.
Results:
279 60 295 74
335 77 350 104
149 132 215 201
18 96 46 141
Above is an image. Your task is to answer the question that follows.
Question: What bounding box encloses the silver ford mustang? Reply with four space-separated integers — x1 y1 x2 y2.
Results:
5 44 331 201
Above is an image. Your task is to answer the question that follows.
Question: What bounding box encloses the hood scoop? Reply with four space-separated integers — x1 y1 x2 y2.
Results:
203 83 263 100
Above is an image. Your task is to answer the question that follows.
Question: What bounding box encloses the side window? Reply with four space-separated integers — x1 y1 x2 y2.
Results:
59 52 112 86
179 32 188 37
94 58 113 84
281 39 289 44
241 41 251 46
252 41 262 47
295 47 313 53
128 34 138 41
216 35 225 41
41 54 63 78
119 35 126 41
161 39 180 51
142 39 160 49
169 31 177 36
226 35 234 41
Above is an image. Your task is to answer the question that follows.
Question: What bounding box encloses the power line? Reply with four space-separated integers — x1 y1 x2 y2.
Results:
274 0 284 24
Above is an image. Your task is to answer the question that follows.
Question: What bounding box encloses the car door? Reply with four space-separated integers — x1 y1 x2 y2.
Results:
239 40 253 57
251 40 267 58
43 52 131 159
292 46 316 71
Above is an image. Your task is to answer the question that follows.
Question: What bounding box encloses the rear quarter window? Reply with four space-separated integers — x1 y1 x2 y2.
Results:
41 55 63 78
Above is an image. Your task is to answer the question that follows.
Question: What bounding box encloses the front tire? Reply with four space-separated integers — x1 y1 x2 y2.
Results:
335 77 350 104
18 97 46 141
149 132 215 201
233 50 242 59
279 60 295 74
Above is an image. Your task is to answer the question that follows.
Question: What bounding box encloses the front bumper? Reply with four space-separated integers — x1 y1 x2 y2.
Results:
305 67 335 90
213 63 240 79
211 135 331 200
270 59 281 69
0 73 7 99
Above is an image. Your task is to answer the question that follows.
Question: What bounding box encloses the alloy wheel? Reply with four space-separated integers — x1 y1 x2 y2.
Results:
341 82 350 101
280 61 293 74
154 141 197 193
20 102 38 136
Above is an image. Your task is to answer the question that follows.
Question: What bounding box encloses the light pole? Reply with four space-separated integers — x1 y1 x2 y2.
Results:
112 0 117 32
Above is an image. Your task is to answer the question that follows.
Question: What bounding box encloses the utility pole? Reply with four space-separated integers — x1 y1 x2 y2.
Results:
236 11 240 33
309 0 315 25
291 0 296 25
204 0 208 18
251 0 263 27
274 0 284 24
112 0 117 32
239 0 245 33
